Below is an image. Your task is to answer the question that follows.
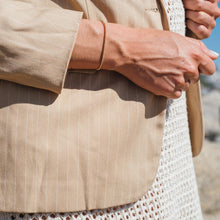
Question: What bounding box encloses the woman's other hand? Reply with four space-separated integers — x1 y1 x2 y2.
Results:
71 20 218 99
183 0 220 39
103 26 218 99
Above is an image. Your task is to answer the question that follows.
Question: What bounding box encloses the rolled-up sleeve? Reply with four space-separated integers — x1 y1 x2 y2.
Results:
0 0 83 94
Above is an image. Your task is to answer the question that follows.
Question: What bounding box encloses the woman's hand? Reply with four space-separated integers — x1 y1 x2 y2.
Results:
71 20 218 99
103 26 218 99
183 0 220 39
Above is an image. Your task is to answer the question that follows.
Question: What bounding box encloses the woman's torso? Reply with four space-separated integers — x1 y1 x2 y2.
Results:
0 0 203 219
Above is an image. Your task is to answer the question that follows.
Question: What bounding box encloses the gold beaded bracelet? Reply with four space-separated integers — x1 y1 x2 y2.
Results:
96 21 107 71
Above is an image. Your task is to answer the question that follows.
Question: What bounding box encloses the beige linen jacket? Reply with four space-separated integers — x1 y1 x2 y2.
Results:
0 0 203 213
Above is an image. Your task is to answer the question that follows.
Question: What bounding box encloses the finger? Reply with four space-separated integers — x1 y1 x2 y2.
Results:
173 90 182 99
166 89 182 99
163 76 176 89
199 41 219 60
184 82 190 91
184 66 200 84
176 82 190 91
184 0 220 18
173 76 190 91
184 79 192 89
186 19 211 39
159 76 181 98
185 10 216 29
198 53 216 75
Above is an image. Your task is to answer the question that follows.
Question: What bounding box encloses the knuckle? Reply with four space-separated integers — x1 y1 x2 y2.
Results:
192 74 200 83
173 91 182 99
152 77 160 87
190 49 200 59
211 19 216 28
186 63 197 74
185 83 190 90
195 73 200 82
197 11 205 22
164 86 174 94
198 40 208 51
217 9 220 18
199 40 206 47
206 31 212 38
210 66 216 75
196 0 203 10
197 25 210 38
215 7 220 18
199 40 206 48
197 25 206 35
176 77 185 86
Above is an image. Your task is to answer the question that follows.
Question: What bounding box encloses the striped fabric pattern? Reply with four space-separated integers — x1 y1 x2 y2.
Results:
0 0 167 212
0 0 204 214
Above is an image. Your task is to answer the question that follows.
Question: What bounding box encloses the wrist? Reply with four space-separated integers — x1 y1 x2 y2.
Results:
70 19 104 70
102 23 134 72
101 23 122 71
102 23 152 73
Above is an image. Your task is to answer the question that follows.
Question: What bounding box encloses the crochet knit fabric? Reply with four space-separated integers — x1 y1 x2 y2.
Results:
0 0 203 219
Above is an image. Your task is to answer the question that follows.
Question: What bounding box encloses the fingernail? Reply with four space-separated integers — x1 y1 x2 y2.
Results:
210 50 219 57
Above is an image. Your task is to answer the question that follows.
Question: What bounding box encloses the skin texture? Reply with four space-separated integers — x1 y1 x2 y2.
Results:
69 12 219 99
70 20 104 70
102 24 217 98
183 0 220 39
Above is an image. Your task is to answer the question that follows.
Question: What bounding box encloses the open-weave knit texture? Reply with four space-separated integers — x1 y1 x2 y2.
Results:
0 0 203 219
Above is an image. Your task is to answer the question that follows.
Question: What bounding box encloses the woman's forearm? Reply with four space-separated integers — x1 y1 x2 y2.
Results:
69 19 127 71
69 19 105 70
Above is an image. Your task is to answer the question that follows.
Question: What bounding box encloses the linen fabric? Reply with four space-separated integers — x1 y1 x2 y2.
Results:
0 93 203 219
0 1 203 219
0 0 203 213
